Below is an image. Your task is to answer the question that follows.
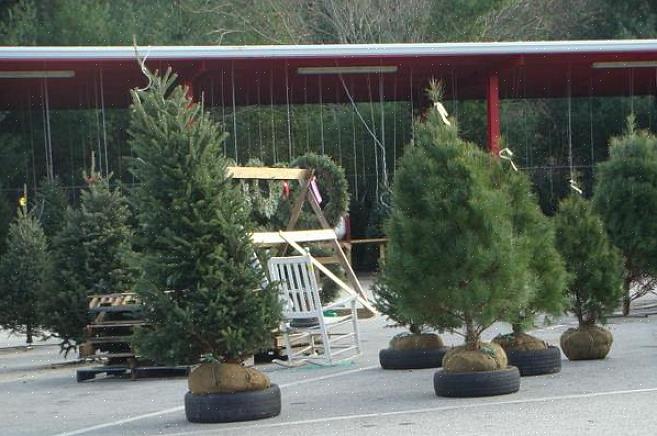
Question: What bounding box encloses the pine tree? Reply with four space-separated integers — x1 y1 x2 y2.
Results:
41 176 134 353
380 85 533 351
32 176 68 240
128 70 280 365
593 117 657 315
0 206 52 344
554 195 624 325
497 167 568 335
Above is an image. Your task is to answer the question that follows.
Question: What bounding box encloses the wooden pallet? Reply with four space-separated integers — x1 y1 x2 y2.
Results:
88 293 141 309
76 365 189 382
81 292 145 363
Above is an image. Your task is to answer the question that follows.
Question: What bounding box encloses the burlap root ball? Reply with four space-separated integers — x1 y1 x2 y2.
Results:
560 325 613 361
442 342 508 373
188 362 271 394
389 333 444 351
493 332 548 352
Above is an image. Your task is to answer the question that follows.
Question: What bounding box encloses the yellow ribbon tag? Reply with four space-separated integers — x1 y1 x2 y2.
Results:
18 196 27 207
433 102 451 126
569 179 583 195
499 148 518 172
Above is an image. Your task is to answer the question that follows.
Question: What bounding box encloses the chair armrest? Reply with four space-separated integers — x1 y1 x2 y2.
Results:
323 296 356 311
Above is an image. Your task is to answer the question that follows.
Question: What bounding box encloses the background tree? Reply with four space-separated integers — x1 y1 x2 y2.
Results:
41 175 134 353
555 196 623 325
32 177 68 240
0 185 12 255
593 118 657 315
128 70 280 365
0 206 52 344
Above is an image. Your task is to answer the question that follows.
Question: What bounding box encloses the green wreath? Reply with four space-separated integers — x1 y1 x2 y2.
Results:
273 153 349 229
239 158 284 226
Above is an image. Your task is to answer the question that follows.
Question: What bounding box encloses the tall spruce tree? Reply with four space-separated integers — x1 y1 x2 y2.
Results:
42 175 134 353
593 117 657 315
128 70 280 365
0 206 52 344
381 85 533 350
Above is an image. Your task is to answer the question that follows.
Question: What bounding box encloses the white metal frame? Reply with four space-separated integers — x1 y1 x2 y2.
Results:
268 254 361 366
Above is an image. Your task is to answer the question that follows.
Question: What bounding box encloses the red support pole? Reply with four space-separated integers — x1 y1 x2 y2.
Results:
487 73 501 155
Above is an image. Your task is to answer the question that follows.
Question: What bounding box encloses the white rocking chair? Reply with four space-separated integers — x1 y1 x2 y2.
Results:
268 254 361 367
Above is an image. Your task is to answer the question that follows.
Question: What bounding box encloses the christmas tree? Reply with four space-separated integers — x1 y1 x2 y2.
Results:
0 205 52 344
381 83 532 353
555 195 623 326
593 117 657 315
128 70 280 365
554 195 624 360
494 166 567 338
42 175 134 353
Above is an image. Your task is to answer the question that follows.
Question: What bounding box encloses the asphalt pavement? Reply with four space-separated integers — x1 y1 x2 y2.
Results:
1 292 656 436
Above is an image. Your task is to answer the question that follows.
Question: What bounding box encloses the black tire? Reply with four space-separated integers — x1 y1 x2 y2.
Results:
506 346 562 377
185 384 281 423
379 347 449 370
433 366 520 397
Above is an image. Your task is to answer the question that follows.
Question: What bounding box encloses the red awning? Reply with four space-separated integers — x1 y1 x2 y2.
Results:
1 40 657 110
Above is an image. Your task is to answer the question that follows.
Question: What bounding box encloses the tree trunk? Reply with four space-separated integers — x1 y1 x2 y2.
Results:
622 276 632 316
26 324 33 345
511 323 523 335
464 314 479 350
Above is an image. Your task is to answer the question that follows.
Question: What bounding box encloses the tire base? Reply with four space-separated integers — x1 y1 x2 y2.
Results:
379 347 449 370
434 366 520 397
506 346 562 377
185 384 281 423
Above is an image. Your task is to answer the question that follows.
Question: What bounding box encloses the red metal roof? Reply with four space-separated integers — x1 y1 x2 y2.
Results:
1 41 657 110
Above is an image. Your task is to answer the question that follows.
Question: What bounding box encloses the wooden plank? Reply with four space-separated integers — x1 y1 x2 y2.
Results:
305 189 332 229
87 321 147 328
252 229 338 246
227 166 310 180
279 233 377 316
316 256 340 264
350 238 388 245
285 174 312 232
304 193 374 314
87 336 132 344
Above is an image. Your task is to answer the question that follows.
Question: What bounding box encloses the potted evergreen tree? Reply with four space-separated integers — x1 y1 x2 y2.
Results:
383 83 532 397
493 168 568 376
128 70 281 423
374 281 448 370
0 204 52 346
593 117 657 315
554 195 624 360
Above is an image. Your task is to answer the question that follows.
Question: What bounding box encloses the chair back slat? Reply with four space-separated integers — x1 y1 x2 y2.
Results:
268 255 322 318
